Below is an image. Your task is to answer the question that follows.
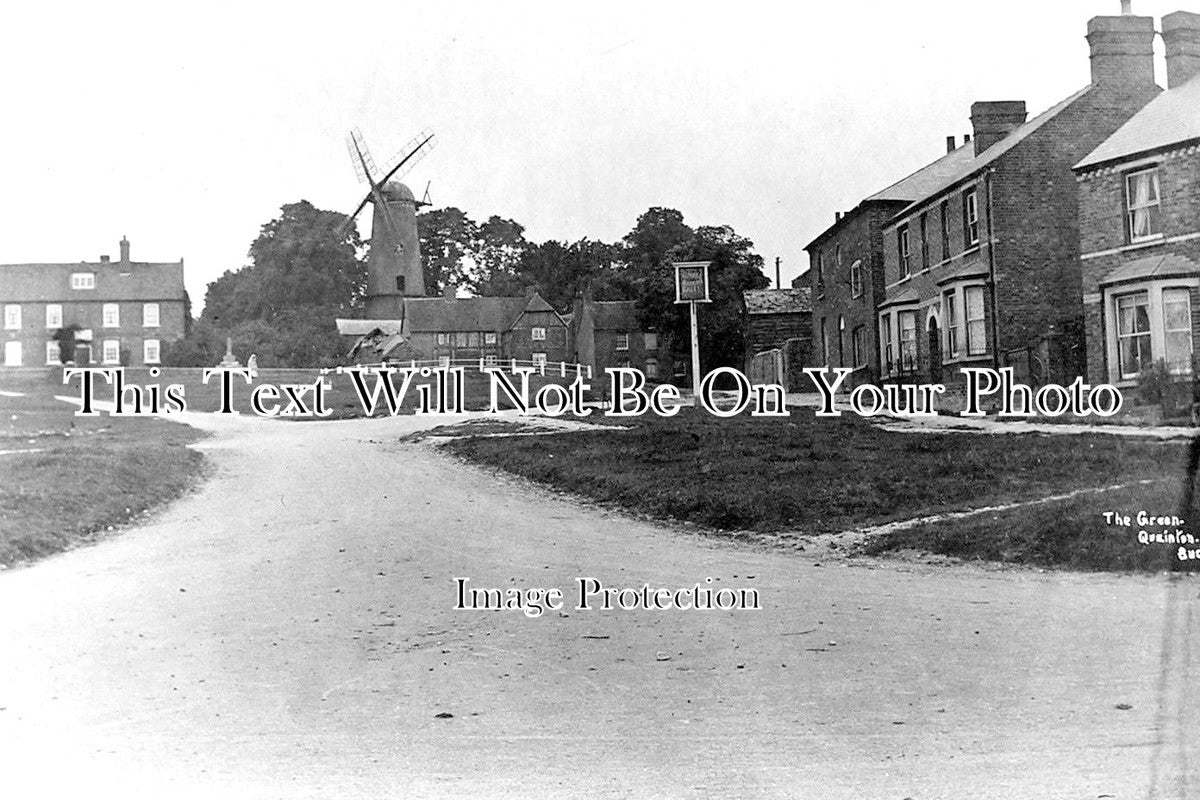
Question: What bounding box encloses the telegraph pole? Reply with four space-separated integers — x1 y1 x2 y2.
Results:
775 256 782 289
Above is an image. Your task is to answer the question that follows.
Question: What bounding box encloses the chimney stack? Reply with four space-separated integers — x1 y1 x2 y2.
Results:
1086 10 1156 88
1163 11 1200 89
119 236 130 264
99 255 110 263
970 101 1026 155
443 283 456 300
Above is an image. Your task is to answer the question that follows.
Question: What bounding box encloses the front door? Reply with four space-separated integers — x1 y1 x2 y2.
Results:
4 341 22 366
927 320 942 383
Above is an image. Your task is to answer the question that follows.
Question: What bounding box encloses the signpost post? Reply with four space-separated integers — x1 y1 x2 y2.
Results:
673 261 712 402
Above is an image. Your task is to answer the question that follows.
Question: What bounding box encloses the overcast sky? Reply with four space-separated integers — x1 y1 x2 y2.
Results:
0 1 1184 308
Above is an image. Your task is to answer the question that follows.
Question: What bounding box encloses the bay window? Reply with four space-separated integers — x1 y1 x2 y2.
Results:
943 291 960 358
880 313 893 373
1115 292 1152 379
965 286 987 355
1104 283 1195 382
898 310 918 372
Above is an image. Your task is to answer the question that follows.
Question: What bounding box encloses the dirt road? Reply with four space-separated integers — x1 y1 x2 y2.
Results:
1 410 1196 799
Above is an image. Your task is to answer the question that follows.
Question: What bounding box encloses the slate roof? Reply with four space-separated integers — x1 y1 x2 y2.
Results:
866 145 979 203
1101 253 1200 286
0 260 186 302
1076 74 1200 170
889 85 1094 218
743 288 812 315
400 295 535 332
879 288 921 308
935 260 990 285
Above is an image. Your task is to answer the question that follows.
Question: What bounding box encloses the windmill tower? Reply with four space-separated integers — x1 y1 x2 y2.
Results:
345 127 436 317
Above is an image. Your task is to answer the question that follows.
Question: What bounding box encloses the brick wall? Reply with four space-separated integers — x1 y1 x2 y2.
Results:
808 202 905 383
506 310 570 363
990 85 1160 370
1078 149 1200 383
1 298 186 367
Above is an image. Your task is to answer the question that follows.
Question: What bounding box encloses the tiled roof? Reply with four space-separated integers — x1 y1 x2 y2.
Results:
1076 75 1200 170
0 260 185 302
587 300 640 330
743 288 812 315
1101 253 1200 285
401 295 530 332
888 85 1094 219
336 319 404 336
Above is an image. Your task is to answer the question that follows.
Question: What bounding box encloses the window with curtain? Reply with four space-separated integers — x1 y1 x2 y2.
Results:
943 292 960 357
1163 288 1193 370
1126 168 1161 241
964 190 979 246
880 314 892 373
850 259 863 297
965 286 986 355
898 311 917 371
1116 292 1152 378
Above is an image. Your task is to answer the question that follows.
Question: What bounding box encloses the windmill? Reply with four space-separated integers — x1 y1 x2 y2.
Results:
344 127 437 316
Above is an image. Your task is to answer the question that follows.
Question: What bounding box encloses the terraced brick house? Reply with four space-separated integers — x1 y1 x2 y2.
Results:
1074 11 1200 387
875 8 1161 388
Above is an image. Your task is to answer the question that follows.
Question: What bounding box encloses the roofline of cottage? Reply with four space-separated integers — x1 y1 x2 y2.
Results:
1072 135 1200 177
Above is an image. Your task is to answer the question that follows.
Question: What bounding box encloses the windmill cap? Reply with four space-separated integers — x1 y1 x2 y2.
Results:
380 181 415 201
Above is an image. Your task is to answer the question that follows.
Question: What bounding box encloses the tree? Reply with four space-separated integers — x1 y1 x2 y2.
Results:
471 216 530 292
623 209 767 372
52 324 82 365
168 200 366 367
417 207 478 295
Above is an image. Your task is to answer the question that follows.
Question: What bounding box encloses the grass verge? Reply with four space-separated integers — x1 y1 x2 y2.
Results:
859 479 1193 571
442 407 1181 542
0 384 206 566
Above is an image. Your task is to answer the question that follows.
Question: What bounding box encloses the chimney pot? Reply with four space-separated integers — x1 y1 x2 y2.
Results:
119 236 130 263
1163 11 1200 89
946 135 956 153
1121 0 1132 15
970 101 1026 155
835 211 843 222
963 133 971 143
1086 13 1156 88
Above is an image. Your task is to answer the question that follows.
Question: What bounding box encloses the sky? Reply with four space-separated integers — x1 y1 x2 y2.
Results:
0 1 1186 310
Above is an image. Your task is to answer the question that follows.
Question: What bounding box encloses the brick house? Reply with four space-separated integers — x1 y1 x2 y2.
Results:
805 147 973 385
337 288 569 367
504 293 570 366
875 9 1161 388
0 238 186 368
570 298 663 379
1075 11 1200 387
